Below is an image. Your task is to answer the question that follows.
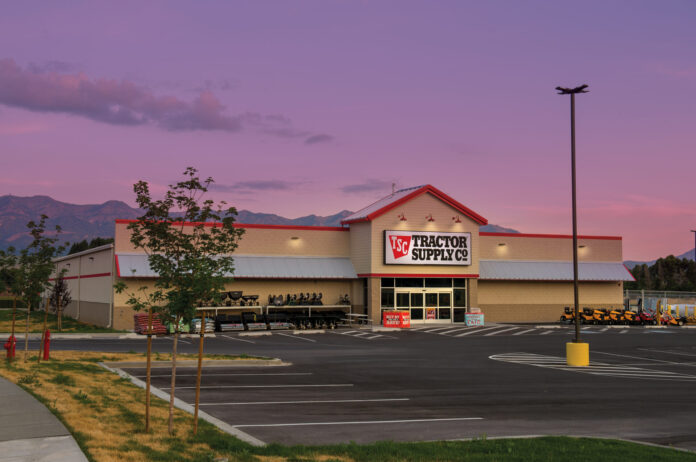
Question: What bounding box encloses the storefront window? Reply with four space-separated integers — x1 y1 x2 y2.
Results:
453 279 467 288
396 292 410 308
381 289 394 308
395 278 424 288
381 278 395 288
425 278 452 288
411 308 424 320
425 293 438 307
410 292 423 308
438 292 451 307
453 289 467 308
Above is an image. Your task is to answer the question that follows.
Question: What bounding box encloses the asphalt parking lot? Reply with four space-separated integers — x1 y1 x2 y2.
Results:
43 325 696 450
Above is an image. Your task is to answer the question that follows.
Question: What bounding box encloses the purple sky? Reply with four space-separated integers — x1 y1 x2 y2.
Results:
1 1 695 261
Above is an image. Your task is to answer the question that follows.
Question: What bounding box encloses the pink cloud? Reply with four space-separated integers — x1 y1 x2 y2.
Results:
0 58 329 141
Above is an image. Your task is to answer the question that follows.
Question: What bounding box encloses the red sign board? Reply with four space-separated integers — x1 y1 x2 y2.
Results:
383 310 411 328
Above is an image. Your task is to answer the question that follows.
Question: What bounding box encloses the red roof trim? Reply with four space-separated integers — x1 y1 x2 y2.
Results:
115 219 347 232
341 185 488 225
357 273 479 278
115 254 121 278
623 264 636 282
480 232 622 240
49 272 111 281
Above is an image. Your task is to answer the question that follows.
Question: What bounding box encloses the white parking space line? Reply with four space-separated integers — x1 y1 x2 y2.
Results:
163 384 354 390
134 373 313 378
277 332 317 342
221 334 255 344
593 351 685 365
200 398 410 406
639 348 696 358
351 332 372 337
484 327 519 336
540 330 553 335
490 352 696 381
234 417 483 428
620 330 629 334
423 327 457 333
454 326 500 337
599 327 609 332
366 335 383 339
437 328 469 335
512 329 537 336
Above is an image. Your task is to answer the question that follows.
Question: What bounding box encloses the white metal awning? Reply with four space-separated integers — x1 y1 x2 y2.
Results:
480 260 634 282
116 254 358 279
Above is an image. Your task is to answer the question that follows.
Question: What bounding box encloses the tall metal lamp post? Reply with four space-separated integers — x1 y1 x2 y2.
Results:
556 84 589 366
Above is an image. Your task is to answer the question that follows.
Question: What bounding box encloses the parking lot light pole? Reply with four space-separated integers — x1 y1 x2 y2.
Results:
556 84 589 366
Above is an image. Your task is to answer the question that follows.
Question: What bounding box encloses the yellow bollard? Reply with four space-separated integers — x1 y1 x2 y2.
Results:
566 342 589 366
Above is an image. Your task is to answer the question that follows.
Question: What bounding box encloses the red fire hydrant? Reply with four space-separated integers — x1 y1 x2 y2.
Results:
43 330 51 360
4 334 16 359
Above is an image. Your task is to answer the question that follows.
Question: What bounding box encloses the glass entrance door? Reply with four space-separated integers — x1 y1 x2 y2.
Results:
396 289 452 323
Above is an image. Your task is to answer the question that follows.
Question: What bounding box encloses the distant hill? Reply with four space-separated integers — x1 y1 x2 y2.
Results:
625 248 696 269
0 194 519 252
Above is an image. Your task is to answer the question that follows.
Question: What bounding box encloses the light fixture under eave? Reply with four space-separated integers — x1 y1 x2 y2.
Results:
498 243 506 247
290 236 300 240
426 214 435 222
452 215 462 223
578 244 586 249
398 213 407 221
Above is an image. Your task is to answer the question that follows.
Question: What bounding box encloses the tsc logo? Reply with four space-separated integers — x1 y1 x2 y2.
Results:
389 235 411 259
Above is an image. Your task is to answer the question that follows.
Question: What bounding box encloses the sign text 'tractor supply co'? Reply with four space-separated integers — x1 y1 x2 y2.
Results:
384 230 471 266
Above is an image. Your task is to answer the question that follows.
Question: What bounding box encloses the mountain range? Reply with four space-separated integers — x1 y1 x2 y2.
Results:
0 195 519 252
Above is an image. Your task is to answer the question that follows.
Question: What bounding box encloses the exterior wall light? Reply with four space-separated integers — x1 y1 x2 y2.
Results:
452 215 462 223
578 244 586 248
498 243 506 246
89 257 95 261
426 214 435 222
398 213 407 221
290 237 300 240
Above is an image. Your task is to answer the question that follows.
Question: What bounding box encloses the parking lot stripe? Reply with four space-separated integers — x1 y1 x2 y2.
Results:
593 351 684 365
351 332 372 337
134 373 312 378
163 384 354 390
423 327 458 333
234 417 483 428
277 332 317 342
200 398 410 406
638 348 696 358
484 327 519 336
512 329 536 336
437 328 468 335
454 326 500 337
221 334 255 344
540 330 553 335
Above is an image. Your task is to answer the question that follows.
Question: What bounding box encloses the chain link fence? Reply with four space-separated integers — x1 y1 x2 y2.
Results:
624 289 696 316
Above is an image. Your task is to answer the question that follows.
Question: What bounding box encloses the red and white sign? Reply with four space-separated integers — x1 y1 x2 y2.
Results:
385 230 471 266
383 310 411 328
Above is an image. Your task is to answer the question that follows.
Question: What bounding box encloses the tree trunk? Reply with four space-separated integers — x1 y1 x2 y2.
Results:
23 303 30 362
38 298 50 364
193 310 206 435
145 308 153 433
58 298 62 332
168 315 181 435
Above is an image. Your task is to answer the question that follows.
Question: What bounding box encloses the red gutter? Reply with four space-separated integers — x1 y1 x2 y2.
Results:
357 273 479 278
480 232 622 240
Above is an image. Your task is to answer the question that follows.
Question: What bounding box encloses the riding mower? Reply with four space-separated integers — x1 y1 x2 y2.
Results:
622 310 638 325
660 312 686 326
607 308 627 325
635 311 657 325
560 307 575 324
590 308 610 324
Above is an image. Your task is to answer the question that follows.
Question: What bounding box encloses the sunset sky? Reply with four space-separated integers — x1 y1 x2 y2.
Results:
0 1 694 261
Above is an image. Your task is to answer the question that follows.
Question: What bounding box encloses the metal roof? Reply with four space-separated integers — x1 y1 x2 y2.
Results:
341 184 488 225
480 260 634 282
342 185 426 223
116 254 358 279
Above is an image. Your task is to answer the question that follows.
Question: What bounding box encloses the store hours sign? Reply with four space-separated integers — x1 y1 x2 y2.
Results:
384 230 471 266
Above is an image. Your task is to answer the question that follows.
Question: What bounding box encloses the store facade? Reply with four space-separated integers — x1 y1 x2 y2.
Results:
54 185 634 330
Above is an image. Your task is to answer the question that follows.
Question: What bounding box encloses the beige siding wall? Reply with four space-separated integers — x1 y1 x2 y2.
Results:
349 222 371 274
480 234 622 262
367 193 481 276
479 280 624 322
115 222 350 257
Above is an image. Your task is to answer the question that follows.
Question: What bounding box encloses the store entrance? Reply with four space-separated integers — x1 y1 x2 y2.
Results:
396 289 452 323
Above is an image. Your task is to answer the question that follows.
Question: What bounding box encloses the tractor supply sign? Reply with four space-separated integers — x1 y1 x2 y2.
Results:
384 230 471 266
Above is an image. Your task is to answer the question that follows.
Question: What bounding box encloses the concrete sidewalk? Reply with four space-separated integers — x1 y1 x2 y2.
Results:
0 376 88 461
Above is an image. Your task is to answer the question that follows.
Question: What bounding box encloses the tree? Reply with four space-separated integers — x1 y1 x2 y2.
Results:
115 167 244 435
2 215 66 361
49 275 72 332
68 237 114 255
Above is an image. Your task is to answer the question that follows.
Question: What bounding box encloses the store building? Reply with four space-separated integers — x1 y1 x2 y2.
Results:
53 185 633 330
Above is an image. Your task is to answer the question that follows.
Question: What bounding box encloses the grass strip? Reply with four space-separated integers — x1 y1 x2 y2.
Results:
0 309 125 333
1 351 695 462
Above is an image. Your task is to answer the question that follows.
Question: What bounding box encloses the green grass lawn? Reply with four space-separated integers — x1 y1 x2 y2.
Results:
0 309 124 333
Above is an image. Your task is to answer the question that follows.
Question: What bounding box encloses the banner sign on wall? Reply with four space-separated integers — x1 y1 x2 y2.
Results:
384 230 471 266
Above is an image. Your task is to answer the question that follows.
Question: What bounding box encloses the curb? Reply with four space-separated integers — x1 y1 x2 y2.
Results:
98 363 266 447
